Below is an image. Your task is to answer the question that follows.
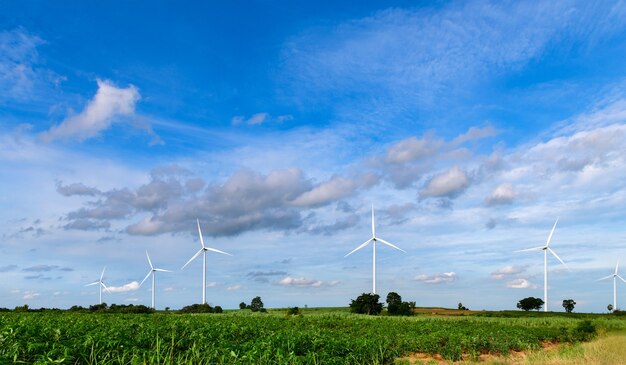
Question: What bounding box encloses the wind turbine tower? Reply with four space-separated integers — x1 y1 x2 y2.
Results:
140 251 172 309
182 219 232 304
345 205 405 294
598 260 626 311
516 218 567 312
85 267 110 305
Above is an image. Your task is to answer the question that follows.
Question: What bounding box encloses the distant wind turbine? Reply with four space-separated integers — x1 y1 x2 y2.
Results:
516 218 567 312
181 219 232 304
598 260 626 311
85 266 110 305
139 251 172 309
345 205 405 294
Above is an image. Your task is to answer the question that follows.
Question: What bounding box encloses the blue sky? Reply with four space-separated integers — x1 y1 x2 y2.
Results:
1 0 626 312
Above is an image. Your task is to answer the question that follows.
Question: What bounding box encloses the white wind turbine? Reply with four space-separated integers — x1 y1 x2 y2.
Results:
85 266 110 305
181 219 232 304
345 205 405 294
516 218 567 312
598 260 626 311
139 251 172 309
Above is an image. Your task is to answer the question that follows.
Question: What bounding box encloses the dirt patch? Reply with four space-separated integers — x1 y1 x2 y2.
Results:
398 341 559 364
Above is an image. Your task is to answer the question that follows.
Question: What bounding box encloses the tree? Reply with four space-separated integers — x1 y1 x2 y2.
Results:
608 304 614 312
386 292 402 306
562 299 576 313
517 297 544 311
250 296 264 312
239 302 247 310
350 293 383 315
458 302 468 310
386 292 402 315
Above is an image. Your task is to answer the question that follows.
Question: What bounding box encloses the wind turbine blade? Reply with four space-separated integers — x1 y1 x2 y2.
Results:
548 248 567 268
616 260 620 276
618 275 626 284
597 275 614 281
345 238 373 257
197 218 206 248
101 282 111 294
85 281 100 287
154 268 172 272
181 248 203 270
139 271 152 287
146 251 153 270
100 266 106 281
205 246 233 256
545 217 559 247
376 237 406 253
371 205 375 238
514 246 545 253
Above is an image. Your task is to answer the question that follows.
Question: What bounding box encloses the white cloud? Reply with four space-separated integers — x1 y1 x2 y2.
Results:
485 183 517 206
453 125 498 145
278 276 324 288
125 297 141 302
22 291 40 300
40 79 141 143
206 282 217 288
293 176 358 207
226 284 243 291
506 278 537 289
385 135 442 164
107 281 140 293
419 166 469 199
490 265 526 280
415 272 457 284
231 113 293 126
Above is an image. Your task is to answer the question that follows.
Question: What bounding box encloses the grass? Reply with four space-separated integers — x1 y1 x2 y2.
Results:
0 308 624 364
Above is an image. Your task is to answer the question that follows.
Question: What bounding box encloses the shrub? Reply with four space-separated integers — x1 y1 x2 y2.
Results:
287 307 301 315
179 303 213 313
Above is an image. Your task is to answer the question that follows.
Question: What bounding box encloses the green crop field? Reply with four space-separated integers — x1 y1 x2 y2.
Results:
1 309 624 364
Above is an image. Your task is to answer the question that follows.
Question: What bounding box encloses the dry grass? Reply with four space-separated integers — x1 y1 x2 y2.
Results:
396 332 626 365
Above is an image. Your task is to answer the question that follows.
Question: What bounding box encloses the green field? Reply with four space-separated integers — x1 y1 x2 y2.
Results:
1 308 624 364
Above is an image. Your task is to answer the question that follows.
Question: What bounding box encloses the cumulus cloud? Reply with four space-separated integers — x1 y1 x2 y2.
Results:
485 183 517 205
506 278 537 289
419 166 469 199
107 281 140 293
22 291 40 300
452 125 498 145
490 265 526 280
277 276 338 288
56 182 101 197
39 79 151 143
247 271 288 283
304 214 360 236
385 135 442 164
415 272 457 284
293 176 359 207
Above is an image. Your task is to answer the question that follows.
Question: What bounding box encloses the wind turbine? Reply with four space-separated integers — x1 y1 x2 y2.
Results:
181 219 232 304
516 218 567 312
345 205 405 294
139 251 172 309
598 260 626 311
85 266 110 305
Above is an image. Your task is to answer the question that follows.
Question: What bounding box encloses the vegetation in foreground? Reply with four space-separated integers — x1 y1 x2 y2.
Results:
1 307 624 364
